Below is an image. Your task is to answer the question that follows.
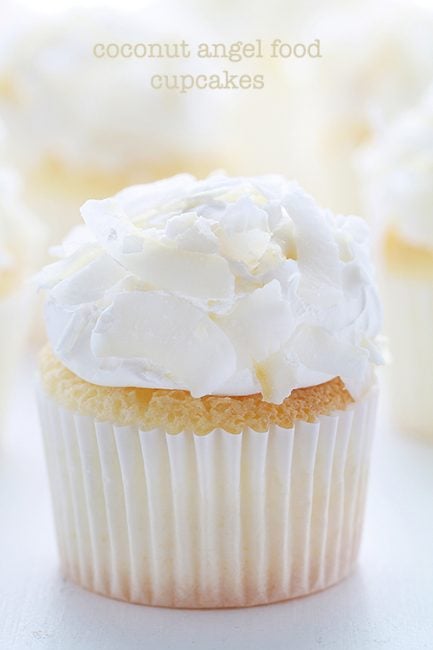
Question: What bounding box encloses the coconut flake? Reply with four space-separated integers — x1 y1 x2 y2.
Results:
91 291 237 396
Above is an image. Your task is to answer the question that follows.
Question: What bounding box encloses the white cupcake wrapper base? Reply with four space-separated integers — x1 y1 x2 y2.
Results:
37 385 378 608
382 270 433 438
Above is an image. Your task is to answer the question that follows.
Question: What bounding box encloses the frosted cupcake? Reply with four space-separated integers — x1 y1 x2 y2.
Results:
37 173 382 607
0 168 45 427
0 7 231 245
360 90 433 438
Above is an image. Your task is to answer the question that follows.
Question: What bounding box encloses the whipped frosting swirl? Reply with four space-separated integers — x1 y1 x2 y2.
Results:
39 174 383 403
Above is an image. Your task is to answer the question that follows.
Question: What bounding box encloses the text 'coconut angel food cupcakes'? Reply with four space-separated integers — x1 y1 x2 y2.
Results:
36 174 383 608
360 89 433 439
0 168 45 427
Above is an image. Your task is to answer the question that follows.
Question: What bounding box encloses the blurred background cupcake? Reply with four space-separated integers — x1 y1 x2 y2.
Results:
0 4 235 246
2 0 432 234
293 0 433 215
0 165 45 428
359 88 433 439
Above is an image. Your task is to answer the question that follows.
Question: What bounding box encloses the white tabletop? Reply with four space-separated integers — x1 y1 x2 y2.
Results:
1 358 432 650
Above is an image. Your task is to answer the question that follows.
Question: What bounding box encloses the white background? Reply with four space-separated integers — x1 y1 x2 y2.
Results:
1 360 432 650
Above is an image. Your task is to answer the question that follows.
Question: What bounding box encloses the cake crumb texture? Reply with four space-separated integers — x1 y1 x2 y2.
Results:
39 345 354 434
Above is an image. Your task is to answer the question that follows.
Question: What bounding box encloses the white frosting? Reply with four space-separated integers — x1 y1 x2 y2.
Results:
39 174 383 403
359 88 433 250
0 167 46 276
0 7 226 172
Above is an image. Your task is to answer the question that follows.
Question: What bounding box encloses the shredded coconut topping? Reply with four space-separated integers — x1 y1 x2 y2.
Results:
39 173 383 402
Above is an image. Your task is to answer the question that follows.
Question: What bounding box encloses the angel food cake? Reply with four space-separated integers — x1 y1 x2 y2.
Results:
0 168 45 426
37 173 382 607
361 89 433 438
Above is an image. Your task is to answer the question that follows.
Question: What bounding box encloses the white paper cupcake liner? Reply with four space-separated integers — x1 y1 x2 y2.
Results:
382 268 433 438
0 286 34 429
37 383 378 608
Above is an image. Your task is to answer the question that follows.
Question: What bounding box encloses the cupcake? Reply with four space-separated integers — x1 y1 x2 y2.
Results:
0 7 232 245
360 90 433 439
0 167 45 427
37 173 382 607
294 1 433 214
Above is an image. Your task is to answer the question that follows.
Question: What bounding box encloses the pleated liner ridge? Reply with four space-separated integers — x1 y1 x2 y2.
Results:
37 384 378 608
